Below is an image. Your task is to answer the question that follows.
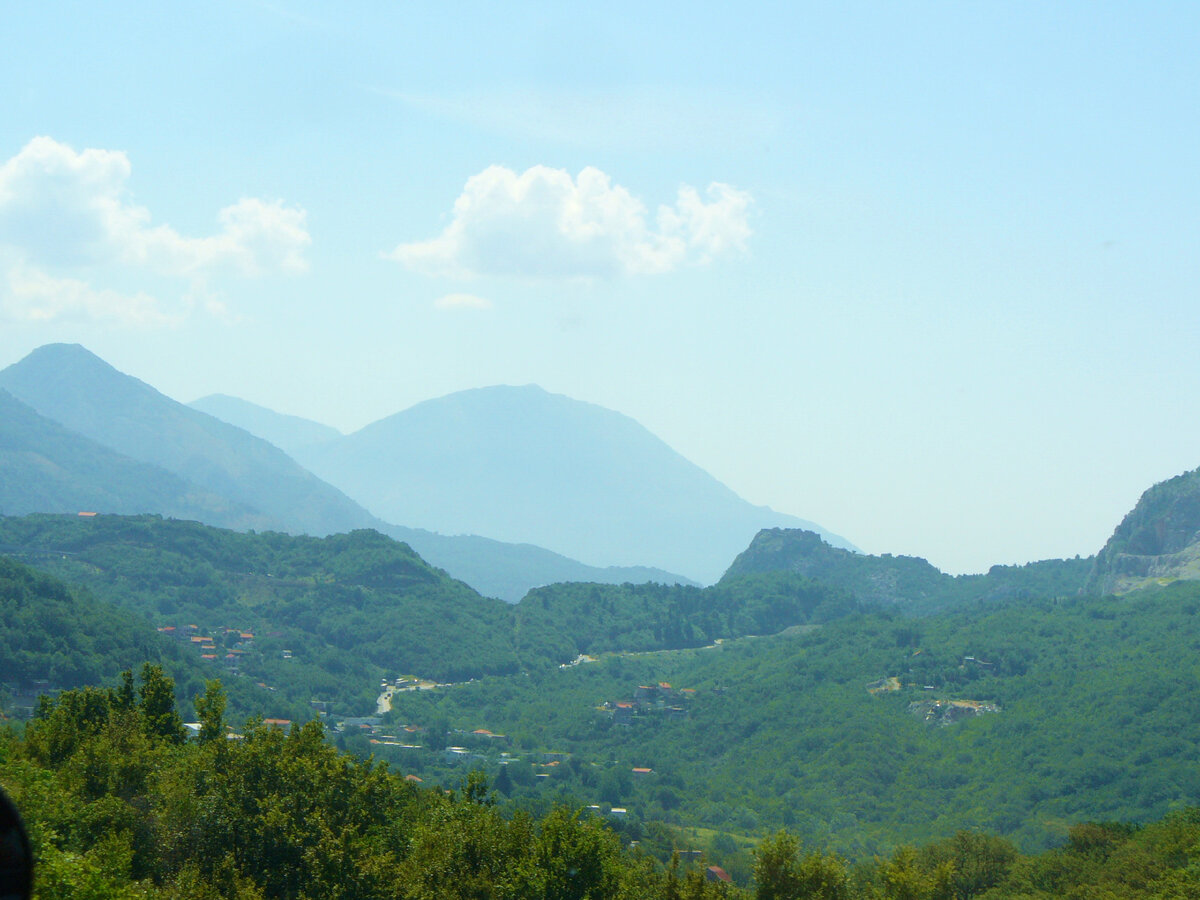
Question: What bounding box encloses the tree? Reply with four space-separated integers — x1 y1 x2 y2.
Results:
139 663 185 745
755 830 848 900
194 679 227 745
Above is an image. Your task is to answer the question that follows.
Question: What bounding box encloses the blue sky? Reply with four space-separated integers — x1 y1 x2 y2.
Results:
2 2 1198 573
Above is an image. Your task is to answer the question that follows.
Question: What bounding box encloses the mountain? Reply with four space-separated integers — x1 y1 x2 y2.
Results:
1089 466 1200 594
0 345 691 600
189 393 342 457
291 384 852 584
0 388 267 529
0 344 377 537
724 528 1090 613
0 514 518 711
385 526 693 602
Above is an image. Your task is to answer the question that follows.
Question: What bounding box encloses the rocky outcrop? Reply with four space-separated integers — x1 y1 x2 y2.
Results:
1089 468 1200 594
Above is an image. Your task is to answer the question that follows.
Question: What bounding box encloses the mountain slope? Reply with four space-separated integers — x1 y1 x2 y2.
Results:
295 384 851 584
0 344 378 537
0 514 519 710
0 388 268 529
0 345 706 599
189 393 342 458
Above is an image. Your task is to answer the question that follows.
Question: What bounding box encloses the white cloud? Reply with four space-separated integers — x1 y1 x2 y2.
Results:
0 137 311 324
434 292 493 310
390 165 751 280
1 258 175 327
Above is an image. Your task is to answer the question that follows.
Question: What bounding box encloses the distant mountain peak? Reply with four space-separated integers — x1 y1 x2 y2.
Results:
295 384 854 583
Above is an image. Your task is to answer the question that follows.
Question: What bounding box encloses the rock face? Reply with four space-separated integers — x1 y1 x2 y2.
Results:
1089 468 1200 594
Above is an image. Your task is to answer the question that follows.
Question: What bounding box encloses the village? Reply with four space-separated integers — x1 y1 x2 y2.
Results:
866 654 1003 726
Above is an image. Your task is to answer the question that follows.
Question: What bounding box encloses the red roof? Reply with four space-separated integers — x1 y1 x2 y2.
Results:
706 867 732 883
77 511 97 517
615 702 634 709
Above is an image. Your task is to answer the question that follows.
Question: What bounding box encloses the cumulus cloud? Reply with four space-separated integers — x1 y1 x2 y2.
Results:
0 137 311 324
434 292 493 310
390 165 751 280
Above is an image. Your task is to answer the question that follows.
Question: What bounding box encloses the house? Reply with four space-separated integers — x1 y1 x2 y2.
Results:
263 719 292 733
631 767 653 777
705 866 732 884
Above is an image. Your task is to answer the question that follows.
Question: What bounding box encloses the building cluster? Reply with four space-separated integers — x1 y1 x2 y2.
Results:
600 681 696 725
907 698 1001 726
156 623 257 673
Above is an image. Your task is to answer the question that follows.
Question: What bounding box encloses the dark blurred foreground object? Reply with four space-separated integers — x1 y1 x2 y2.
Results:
0 788 31 900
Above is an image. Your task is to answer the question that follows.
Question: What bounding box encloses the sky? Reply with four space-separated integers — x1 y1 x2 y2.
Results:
1 2 1198 574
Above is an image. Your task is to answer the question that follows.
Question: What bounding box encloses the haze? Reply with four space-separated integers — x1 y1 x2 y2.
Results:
2 3 1197 574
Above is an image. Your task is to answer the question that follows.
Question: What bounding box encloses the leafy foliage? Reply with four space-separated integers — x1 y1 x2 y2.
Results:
7 670 1200 898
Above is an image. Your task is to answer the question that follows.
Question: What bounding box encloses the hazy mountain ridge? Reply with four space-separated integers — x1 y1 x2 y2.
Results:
0 344 378 537
290 383 852 584
189 393 343 457
0 388 270 530
0 345 692 599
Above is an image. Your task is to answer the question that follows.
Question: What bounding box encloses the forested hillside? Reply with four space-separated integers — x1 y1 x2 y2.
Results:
5 509 1200 876
8 668 1200 899
386 583 1200 857
0 556 268 725
0 515 518 716
724 529 1091 613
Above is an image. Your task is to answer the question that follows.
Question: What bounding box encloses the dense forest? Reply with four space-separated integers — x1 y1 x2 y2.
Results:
7 668 1200 899
0 515 868 716
385 582 1200 858
5 512 1200 894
